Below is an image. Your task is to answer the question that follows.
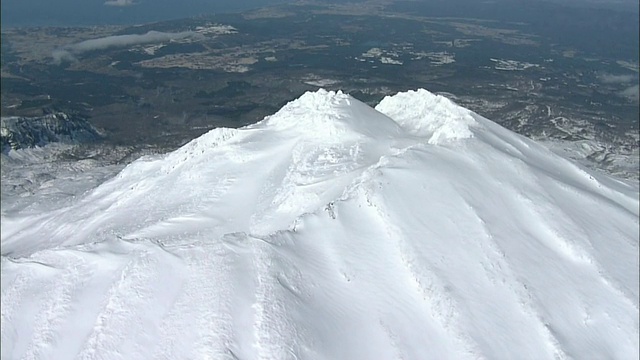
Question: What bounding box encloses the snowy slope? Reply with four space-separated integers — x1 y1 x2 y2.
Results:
1 89 638 359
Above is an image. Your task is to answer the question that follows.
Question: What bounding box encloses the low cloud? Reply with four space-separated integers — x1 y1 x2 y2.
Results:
619 84 639 102
598 73 635 84
104 0 136 6
52 31 204 64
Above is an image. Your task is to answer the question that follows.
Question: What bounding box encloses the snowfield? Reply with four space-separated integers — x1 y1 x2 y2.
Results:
1 89 638 359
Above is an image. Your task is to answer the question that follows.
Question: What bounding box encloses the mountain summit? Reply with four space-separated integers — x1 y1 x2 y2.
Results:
2 89 638 359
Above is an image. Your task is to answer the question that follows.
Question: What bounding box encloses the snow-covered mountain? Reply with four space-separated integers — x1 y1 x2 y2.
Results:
1 112 103 153
1 89 638 359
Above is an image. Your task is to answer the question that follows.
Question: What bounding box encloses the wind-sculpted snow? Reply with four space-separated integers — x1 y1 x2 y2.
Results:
1 89 638 359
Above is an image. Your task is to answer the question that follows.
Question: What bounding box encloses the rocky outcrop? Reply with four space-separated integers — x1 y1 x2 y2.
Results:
1 112 103 153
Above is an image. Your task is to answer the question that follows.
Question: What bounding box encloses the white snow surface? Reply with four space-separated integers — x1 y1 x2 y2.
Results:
1 89 639 359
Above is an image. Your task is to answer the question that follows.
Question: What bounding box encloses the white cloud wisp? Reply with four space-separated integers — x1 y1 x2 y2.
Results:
52 30 204 64
104 0 137 7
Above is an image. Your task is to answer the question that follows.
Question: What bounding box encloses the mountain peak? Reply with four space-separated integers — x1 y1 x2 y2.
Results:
262 88 403 140
262 88 477 145
376 88 476 144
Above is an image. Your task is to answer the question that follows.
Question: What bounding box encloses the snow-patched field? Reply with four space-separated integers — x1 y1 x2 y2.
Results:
1 89 638 359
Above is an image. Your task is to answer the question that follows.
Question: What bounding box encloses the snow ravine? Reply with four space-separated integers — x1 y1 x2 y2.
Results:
2 89 638 359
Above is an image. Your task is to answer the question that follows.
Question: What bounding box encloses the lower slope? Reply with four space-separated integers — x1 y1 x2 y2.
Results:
1 89 638 359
